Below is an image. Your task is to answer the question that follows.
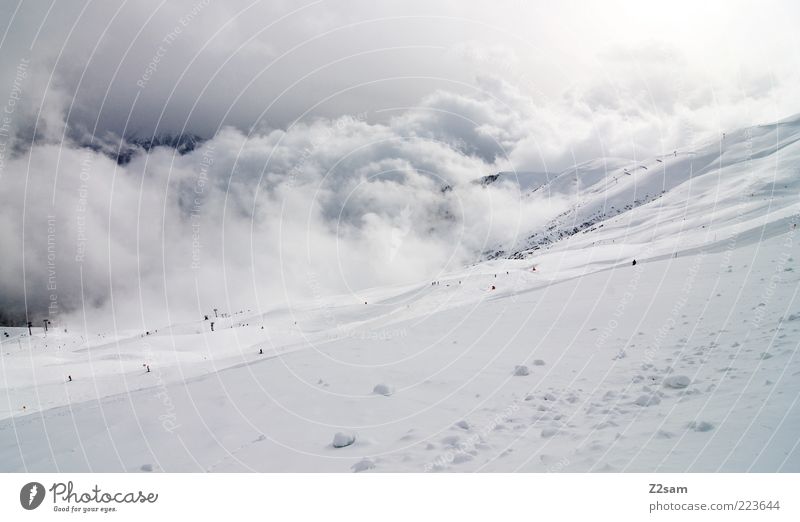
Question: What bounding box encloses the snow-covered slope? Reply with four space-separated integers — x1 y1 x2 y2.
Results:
510 118 800 256
2 116 799 472
474 171 553 192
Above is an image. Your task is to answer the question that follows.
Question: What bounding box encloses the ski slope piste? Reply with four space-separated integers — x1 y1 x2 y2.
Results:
2 115 799 472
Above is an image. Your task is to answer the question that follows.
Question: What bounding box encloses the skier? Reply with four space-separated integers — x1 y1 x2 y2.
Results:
67 375 72 382
146 365 150 373
632 259 637 266
210 322 215 332
259 348 263 355
490 285 496 290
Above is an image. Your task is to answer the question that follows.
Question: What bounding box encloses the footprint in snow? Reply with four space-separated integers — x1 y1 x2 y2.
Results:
688 421 714 432
634 394 661 407
398 429 415 441
663 375 691 389
454 420 470 430
452 453 474 464
351 458 376 472
539 453 568 468
594 421 618 430
440 435 461 448
541 427 559 438
596 463 617 472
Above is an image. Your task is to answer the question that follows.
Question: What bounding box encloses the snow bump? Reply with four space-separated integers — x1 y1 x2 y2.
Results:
332 432 357 448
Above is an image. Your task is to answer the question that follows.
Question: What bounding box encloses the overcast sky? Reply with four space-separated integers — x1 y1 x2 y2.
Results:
1 0 799 327
2 0 798 154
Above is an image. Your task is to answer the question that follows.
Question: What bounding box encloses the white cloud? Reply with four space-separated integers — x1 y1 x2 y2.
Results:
1 0 798 326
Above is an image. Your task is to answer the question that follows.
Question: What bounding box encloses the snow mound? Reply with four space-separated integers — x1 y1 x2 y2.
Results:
372 383 395 396
513 365 530 376
332 432 356 448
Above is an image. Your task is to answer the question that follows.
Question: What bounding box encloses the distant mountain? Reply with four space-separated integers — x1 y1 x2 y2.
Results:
477 113 800 259
473 171 552 191
113 133 204 165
